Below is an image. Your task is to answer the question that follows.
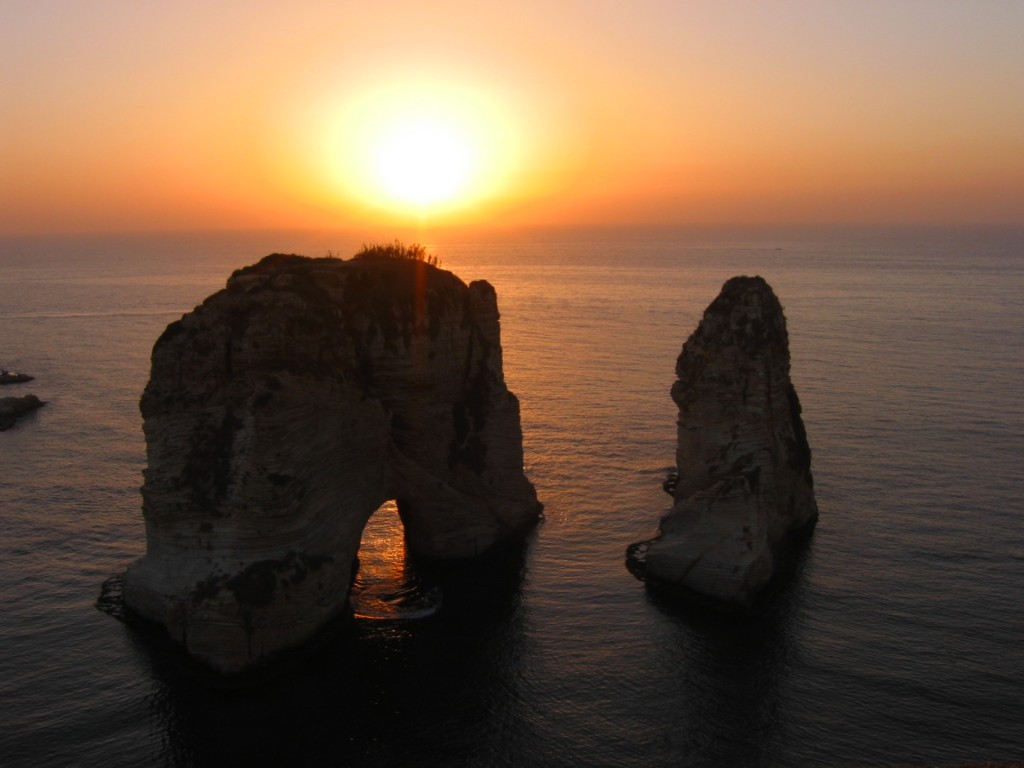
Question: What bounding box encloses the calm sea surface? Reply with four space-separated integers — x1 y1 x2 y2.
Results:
1 228 1022 767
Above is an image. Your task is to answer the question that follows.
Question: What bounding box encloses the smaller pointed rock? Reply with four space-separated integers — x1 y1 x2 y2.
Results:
627 276 817 609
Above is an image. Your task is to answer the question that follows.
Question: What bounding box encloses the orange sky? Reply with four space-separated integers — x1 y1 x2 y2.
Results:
2 1 1023 235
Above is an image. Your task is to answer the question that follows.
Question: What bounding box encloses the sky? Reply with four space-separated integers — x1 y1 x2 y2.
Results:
2 1 1023 235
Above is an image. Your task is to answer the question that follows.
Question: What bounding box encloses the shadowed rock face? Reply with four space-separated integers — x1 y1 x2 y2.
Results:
122 254 541 673
627 275 817 609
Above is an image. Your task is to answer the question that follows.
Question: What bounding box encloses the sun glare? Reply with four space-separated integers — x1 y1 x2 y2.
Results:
370 117 474 206
316 82 517 218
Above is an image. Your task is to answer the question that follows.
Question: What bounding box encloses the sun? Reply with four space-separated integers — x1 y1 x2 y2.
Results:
321 83 516 217
370 116 474 206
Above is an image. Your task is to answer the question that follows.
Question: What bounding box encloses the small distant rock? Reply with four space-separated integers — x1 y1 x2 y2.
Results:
1 369 34 385
627 275 818 609
0 394 45 430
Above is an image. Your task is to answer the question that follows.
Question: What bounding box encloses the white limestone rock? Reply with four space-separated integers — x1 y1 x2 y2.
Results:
121 254 541 673
627 275 817 609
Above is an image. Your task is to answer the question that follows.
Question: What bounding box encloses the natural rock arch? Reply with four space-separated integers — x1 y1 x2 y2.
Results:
123 254 541 673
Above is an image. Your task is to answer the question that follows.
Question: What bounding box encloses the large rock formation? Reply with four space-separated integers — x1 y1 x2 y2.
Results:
122 254 541 673
627 276 817 609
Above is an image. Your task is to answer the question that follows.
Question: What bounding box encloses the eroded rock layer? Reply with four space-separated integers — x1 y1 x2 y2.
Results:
123 254 541 672
627 275 817 608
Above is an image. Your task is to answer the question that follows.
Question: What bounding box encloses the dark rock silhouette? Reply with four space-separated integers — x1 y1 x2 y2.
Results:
1 369 34 384
0 394 44 430
122 254 541 673
627 276 817 609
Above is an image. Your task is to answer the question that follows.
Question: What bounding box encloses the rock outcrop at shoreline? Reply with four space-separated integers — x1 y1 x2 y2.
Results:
627 276 818 609
122 254 541 673
1 369 34 385
0 394 45 430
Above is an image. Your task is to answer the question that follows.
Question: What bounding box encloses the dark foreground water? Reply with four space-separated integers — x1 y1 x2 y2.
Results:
1 228 1022 767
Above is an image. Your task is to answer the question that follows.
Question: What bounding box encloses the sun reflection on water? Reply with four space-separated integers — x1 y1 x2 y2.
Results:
349 500 442 621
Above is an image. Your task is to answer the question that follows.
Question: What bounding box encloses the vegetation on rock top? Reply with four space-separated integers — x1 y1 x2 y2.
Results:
352 240 440 266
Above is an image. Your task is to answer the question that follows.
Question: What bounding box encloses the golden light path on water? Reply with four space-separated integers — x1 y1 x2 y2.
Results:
349 500 442 621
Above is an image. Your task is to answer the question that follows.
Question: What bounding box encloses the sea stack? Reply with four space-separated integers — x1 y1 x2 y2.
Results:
627 276 817 609
122 253 541 673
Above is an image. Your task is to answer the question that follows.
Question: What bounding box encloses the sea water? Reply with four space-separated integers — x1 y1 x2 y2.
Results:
0 228 1022 767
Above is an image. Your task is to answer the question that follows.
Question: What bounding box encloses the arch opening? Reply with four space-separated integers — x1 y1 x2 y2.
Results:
349 500 442 621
